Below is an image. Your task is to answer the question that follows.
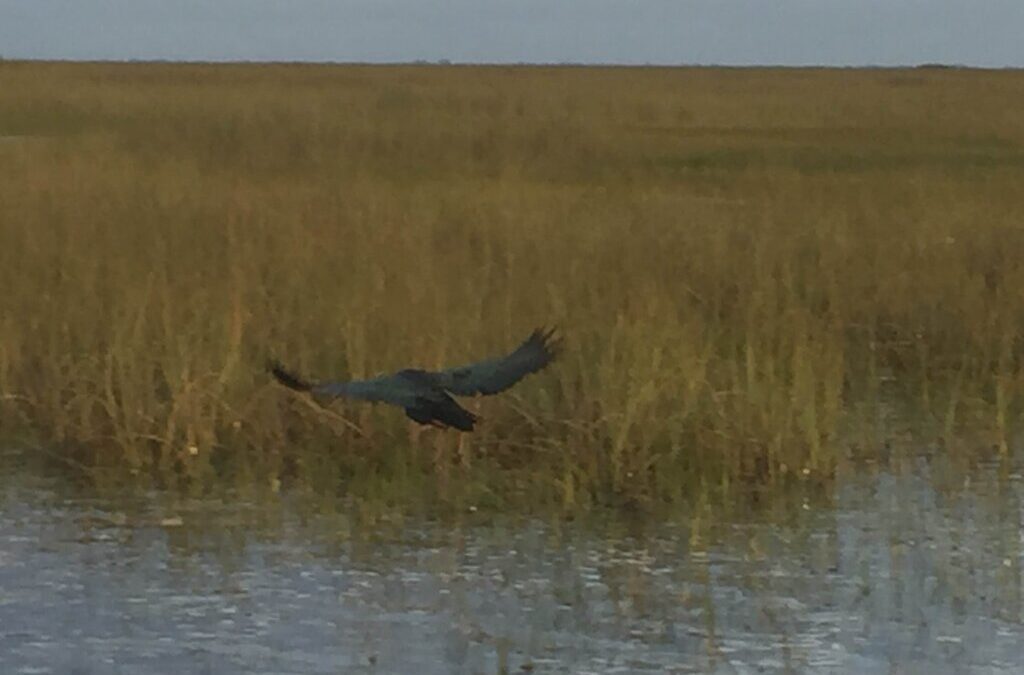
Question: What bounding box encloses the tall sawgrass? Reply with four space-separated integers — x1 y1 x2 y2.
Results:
2 62 1024 508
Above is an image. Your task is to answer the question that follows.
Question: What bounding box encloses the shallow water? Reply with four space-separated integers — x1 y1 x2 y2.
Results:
1 451 1021 674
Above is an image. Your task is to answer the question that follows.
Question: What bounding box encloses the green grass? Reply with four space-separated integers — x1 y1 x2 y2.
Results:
2 61 1024 511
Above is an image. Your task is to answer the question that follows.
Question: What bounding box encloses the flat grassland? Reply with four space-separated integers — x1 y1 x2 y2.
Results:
2 62 1023 510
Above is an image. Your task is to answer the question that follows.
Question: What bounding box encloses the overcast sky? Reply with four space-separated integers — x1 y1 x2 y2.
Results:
2 0 1023 67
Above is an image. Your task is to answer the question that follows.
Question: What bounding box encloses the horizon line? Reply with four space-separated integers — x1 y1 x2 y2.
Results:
2 57 1020 71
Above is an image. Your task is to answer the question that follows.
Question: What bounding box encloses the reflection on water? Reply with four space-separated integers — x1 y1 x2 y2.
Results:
1 451 1021 674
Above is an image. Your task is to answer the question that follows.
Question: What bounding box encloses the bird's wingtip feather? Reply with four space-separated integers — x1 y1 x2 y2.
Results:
267 359 313 392
531 325 562 360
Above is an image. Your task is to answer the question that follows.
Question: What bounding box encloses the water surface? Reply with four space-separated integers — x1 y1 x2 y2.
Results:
1 450 1021 674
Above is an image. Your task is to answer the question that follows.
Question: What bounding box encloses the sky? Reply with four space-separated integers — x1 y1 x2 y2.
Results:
2 0 1024 67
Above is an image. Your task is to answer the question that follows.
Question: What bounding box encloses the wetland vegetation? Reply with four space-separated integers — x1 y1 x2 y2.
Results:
2 62 1024 511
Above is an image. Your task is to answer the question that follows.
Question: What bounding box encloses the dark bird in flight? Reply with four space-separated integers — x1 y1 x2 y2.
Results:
268 328 560 432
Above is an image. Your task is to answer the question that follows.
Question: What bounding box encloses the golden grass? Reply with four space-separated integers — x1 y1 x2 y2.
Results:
2 61 1024 509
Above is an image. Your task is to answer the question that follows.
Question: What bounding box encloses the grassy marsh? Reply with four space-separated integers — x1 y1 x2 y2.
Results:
2 62 1024 510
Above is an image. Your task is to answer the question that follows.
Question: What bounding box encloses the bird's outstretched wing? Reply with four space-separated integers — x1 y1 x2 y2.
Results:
268 360 478 430
434 328 561 397
268 360 314 392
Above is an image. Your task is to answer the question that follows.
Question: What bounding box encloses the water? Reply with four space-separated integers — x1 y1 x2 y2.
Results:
1 451 1021 674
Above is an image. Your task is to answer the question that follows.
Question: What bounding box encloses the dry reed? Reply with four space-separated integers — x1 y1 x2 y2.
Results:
2 61 1024 509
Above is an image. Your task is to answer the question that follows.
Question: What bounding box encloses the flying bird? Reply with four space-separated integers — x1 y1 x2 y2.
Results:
268 328 561 432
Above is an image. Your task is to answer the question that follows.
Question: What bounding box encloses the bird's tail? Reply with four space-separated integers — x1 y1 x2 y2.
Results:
439 400 478 432
429 395 479 432
267 360 313 392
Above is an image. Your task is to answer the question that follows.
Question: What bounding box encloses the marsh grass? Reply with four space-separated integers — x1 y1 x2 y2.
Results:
2 62 1024 510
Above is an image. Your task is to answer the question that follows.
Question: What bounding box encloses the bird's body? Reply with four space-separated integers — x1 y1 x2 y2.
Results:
269 328 560 431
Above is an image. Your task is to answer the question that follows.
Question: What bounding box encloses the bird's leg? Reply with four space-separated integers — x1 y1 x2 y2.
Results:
456 432 469 468
431 430 450 487
457 399 482 468
407 420 423 447
409 422 451 487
